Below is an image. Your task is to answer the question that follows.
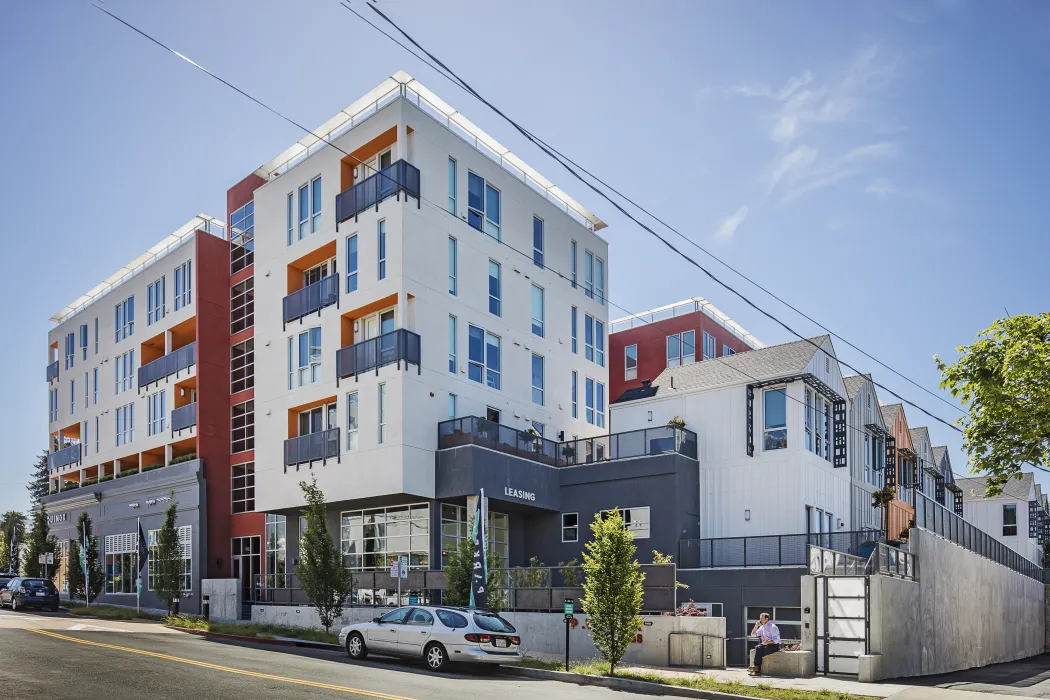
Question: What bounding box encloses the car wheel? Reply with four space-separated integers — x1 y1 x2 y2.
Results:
424 642 448 672
346 632 368 660
10 598 17 612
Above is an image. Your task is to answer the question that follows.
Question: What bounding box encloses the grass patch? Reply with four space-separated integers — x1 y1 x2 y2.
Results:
68 604 165 621
165 614 339 645
519 658 876 700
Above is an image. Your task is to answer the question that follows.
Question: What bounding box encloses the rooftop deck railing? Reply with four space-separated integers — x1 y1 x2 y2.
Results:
336 328 421 382
138 342 196 389
610 298 762 348
335 159 420 226
283 275 339 327
678 530 881 570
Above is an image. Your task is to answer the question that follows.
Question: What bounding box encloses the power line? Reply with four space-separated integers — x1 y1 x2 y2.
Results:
353 1 967 437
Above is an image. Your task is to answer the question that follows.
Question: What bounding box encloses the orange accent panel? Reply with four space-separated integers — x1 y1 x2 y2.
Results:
287 241 338 294
340 126 398 190
287 395 338 437
340 293 400 322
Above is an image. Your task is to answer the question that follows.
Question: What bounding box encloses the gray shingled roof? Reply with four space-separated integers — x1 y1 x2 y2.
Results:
619 336 829 400
932 446 948 468
880 403 902 427
910 427 931 449
955 473 1035 502
843 374 867 399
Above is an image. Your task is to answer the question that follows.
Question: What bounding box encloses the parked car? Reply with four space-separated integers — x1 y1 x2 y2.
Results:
338 606 522 671
0 573 15 591
0 578 60 612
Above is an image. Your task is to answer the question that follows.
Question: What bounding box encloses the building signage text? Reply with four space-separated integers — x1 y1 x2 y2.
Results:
504 487 536 502
47 512 69 524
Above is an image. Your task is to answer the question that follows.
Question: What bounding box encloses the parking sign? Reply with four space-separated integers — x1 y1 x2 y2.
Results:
398 555 409 579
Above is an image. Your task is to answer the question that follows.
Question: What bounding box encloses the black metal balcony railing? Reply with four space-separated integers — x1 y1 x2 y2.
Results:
336 328 421 383
138 342 196 389
47 443 82 472
283 275 339 327
46 360 59 383
335 159 421 227
171 402 197 433
284 428 340 469
437 417 699 468
677 530 881 570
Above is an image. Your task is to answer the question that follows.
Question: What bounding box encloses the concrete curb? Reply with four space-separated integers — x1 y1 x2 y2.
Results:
500 666 758 699
164 625 342 651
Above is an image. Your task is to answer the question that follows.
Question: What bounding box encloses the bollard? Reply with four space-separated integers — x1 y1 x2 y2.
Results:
172 597 180 616
202 595 210 621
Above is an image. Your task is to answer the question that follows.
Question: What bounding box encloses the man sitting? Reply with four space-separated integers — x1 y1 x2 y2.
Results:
749 613 781 676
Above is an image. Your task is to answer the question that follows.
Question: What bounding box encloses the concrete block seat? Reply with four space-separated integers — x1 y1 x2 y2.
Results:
749 648 815 678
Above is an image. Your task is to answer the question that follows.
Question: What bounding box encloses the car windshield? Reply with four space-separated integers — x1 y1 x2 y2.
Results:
0 578 12 588
472 612 515 633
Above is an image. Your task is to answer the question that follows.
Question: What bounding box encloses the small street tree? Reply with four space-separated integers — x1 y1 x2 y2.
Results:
936 313 1050 495
23 505 58 579
27 451 49 506
154 500 184 614
68 513 104 602
581 508 644 677
443 514 505 611
297 478 353 634
1 511 27 572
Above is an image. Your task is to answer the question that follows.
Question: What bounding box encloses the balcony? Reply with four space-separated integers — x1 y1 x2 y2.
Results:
283 275 339 327
437 418 698 468
336 328 421 382
46 360 59 383
47 443 82 472
284 428 340 469
335 159 420 227
171 402 197 433
138 342 196 389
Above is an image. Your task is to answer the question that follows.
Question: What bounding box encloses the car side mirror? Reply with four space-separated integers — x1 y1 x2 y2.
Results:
373 617 381 624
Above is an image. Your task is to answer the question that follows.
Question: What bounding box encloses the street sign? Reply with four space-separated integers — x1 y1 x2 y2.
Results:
563 598 574 616
389 561 400 578
38 554 46 565
409 594 419 605
398 555 409 579
45 552 54 565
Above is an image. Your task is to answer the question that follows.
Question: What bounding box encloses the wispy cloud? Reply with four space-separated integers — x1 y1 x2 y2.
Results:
779 140 899 204
764 145 818 191
865 178 898 198
713 206 749 241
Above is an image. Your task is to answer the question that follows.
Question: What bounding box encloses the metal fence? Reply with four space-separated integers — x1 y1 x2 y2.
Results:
46 360 59 383
47 443 82 472
137 342 196 388
336 328 421 381
335 159 421 225
807 545 869 576
872 542 916 580
560 426 698 465
678 530 881 569
284 428 340 469
283 275 339 326
171 402 197 433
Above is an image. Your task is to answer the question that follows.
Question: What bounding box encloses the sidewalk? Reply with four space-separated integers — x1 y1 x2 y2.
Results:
618 664 911 698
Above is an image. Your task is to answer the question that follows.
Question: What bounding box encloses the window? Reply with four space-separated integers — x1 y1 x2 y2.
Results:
584 250 594 299
297 182 310 239
807 506 835 539
83 371 87 408
596 320 605 367
467 172 500 239
174 261 192 310
533 216 544 268
437 609 467 629
378 383 387 444
346 234 358 293
585 378 606 428
147 390 166 436
231 278 254 334
69 379 75 415
346 391 359 451
667 331 695 367
146 526 191 592
487 406 500 423
92 368 98 405
64 332 74 369
1003 505 1018 536
232 463 255 513
467 324 501 390
562 513 578 543
448 315 457 373
232 401 254 453
625 344 638 380
291 327 322 387
571 371 578 418
95 416 99 453
488 260 501 316
570 240 578 288
340 503 430 571
311 176 322 233
532 421 544 437
703 331 716 360
94 317 98 354
448 393 457 419
595 256 605 305
264 515 286 585
864 434 871 483
115 350 135 394
114 296 134 342
104 534 137 594
531 285 544 337
49 388 57 423
79 324 88 360
115 403 134 446
230 201 254 274
724 345 735 357
805 389 814 453
146 278 165 326
746 607 802 646
585 314 594 361
447 237 457 295
763 389 787 450
83 420 89 457
531 353 544 405
231 340 254 394
571 306 578 354
601 507 650 539
447 157 457 214
377 220 387 280
439 504 508 569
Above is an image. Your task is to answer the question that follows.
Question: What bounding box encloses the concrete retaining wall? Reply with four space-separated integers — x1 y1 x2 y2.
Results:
201 579 240 621
252 605 725 667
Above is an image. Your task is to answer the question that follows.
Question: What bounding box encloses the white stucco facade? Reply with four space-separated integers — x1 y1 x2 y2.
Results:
957 476 1043 566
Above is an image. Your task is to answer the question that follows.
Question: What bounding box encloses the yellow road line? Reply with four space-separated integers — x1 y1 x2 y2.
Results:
27 628 418 700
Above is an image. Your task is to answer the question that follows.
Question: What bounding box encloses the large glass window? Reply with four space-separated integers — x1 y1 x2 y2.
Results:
467 172 500 239
488 260 501 316
467 325 500 390
174 261 192 310
703 331 716 360
232 462 255 513
232 400 254 453
447 157 457 214
625 344 638 381
115 296 134 342
531 285 544 337
230 201 255 274
763 388 787 450
64 332 74 369
377 220 387 280
147 277 165 326
667 332 695 367
584 251 594 299
531 353 544 406
231 278 254 334
533 216 544 268
311 176 322 233
601 507 649 539
231 339 254 394
585 378 606 427
346 391 359 451
147 390 166 436
298 182 309 239
346 234 358 293
340 504 430 571
585 314 594 361
266 514 287 584
595 256 605 305
745 607 802 647
448 237 457 295
440 504 508 569
1003 504 1018 536
115 350 135 394
596 320 605 367
147 526 191 592
104 534 137 594
292 327 322 387
115 403 134 446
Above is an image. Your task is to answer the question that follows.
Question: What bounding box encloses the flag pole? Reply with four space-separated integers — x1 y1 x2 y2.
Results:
136 516 140 613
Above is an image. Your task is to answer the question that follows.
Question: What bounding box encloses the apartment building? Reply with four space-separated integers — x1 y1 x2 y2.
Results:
842 374 888 533
609 297 761 402
956 473 1048 566
41 215 254 611
879 403 916 540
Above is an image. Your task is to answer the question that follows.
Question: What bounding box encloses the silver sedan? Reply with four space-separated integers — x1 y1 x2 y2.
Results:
338 605 522 671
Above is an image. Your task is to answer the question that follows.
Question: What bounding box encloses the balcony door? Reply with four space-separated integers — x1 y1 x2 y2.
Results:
299 402 338 437
304 259 336 287
362 149 393 182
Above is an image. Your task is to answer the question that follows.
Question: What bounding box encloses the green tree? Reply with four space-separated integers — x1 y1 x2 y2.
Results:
23 506 58 579
936 313 1050 495
297 478 353 634
1043 541 1050 569
581 509 644 677
442 514 505 611
68 513 104 602
0 512 27 573
27 451 49 506
154 500 184 614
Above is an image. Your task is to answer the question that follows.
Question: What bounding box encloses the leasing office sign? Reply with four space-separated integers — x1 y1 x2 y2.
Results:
504 487 536 502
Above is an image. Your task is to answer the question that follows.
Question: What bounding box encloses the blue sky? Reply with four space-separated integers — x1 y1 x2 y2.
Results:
1 0 1048 515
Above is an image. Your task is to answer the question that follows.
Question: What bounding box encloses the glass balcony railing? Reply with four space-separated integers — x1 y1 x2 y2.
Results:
284 428 340 468
47 443 82 472
138 342 196 389
171 402 197 433
335 159 420 227
283 275 339 327
46 360 59 383
336 328 421 382
437 418 698 468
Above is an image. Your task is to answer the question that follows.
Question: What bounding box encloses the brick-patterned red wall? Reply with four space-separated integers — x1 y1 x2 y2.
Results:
609 309 755 401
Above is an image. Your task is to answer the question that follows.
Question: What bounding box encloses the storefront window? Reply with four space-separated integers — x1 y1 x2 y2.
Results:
439 503 508 569
266 514 287 585
340 504 430 571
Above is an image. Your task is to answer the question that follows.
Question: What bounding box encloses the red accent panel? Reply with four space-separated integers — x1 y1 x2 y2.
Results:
227 173 266 220
230 264 254 288
230 512 265 540
609 310 755 401
229 327 254 347
230 388 255 406
230 450 255 467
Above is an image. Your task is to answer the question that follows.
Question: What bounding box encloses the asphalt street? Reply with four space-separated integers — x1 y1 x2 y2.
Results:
0 607 652 700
